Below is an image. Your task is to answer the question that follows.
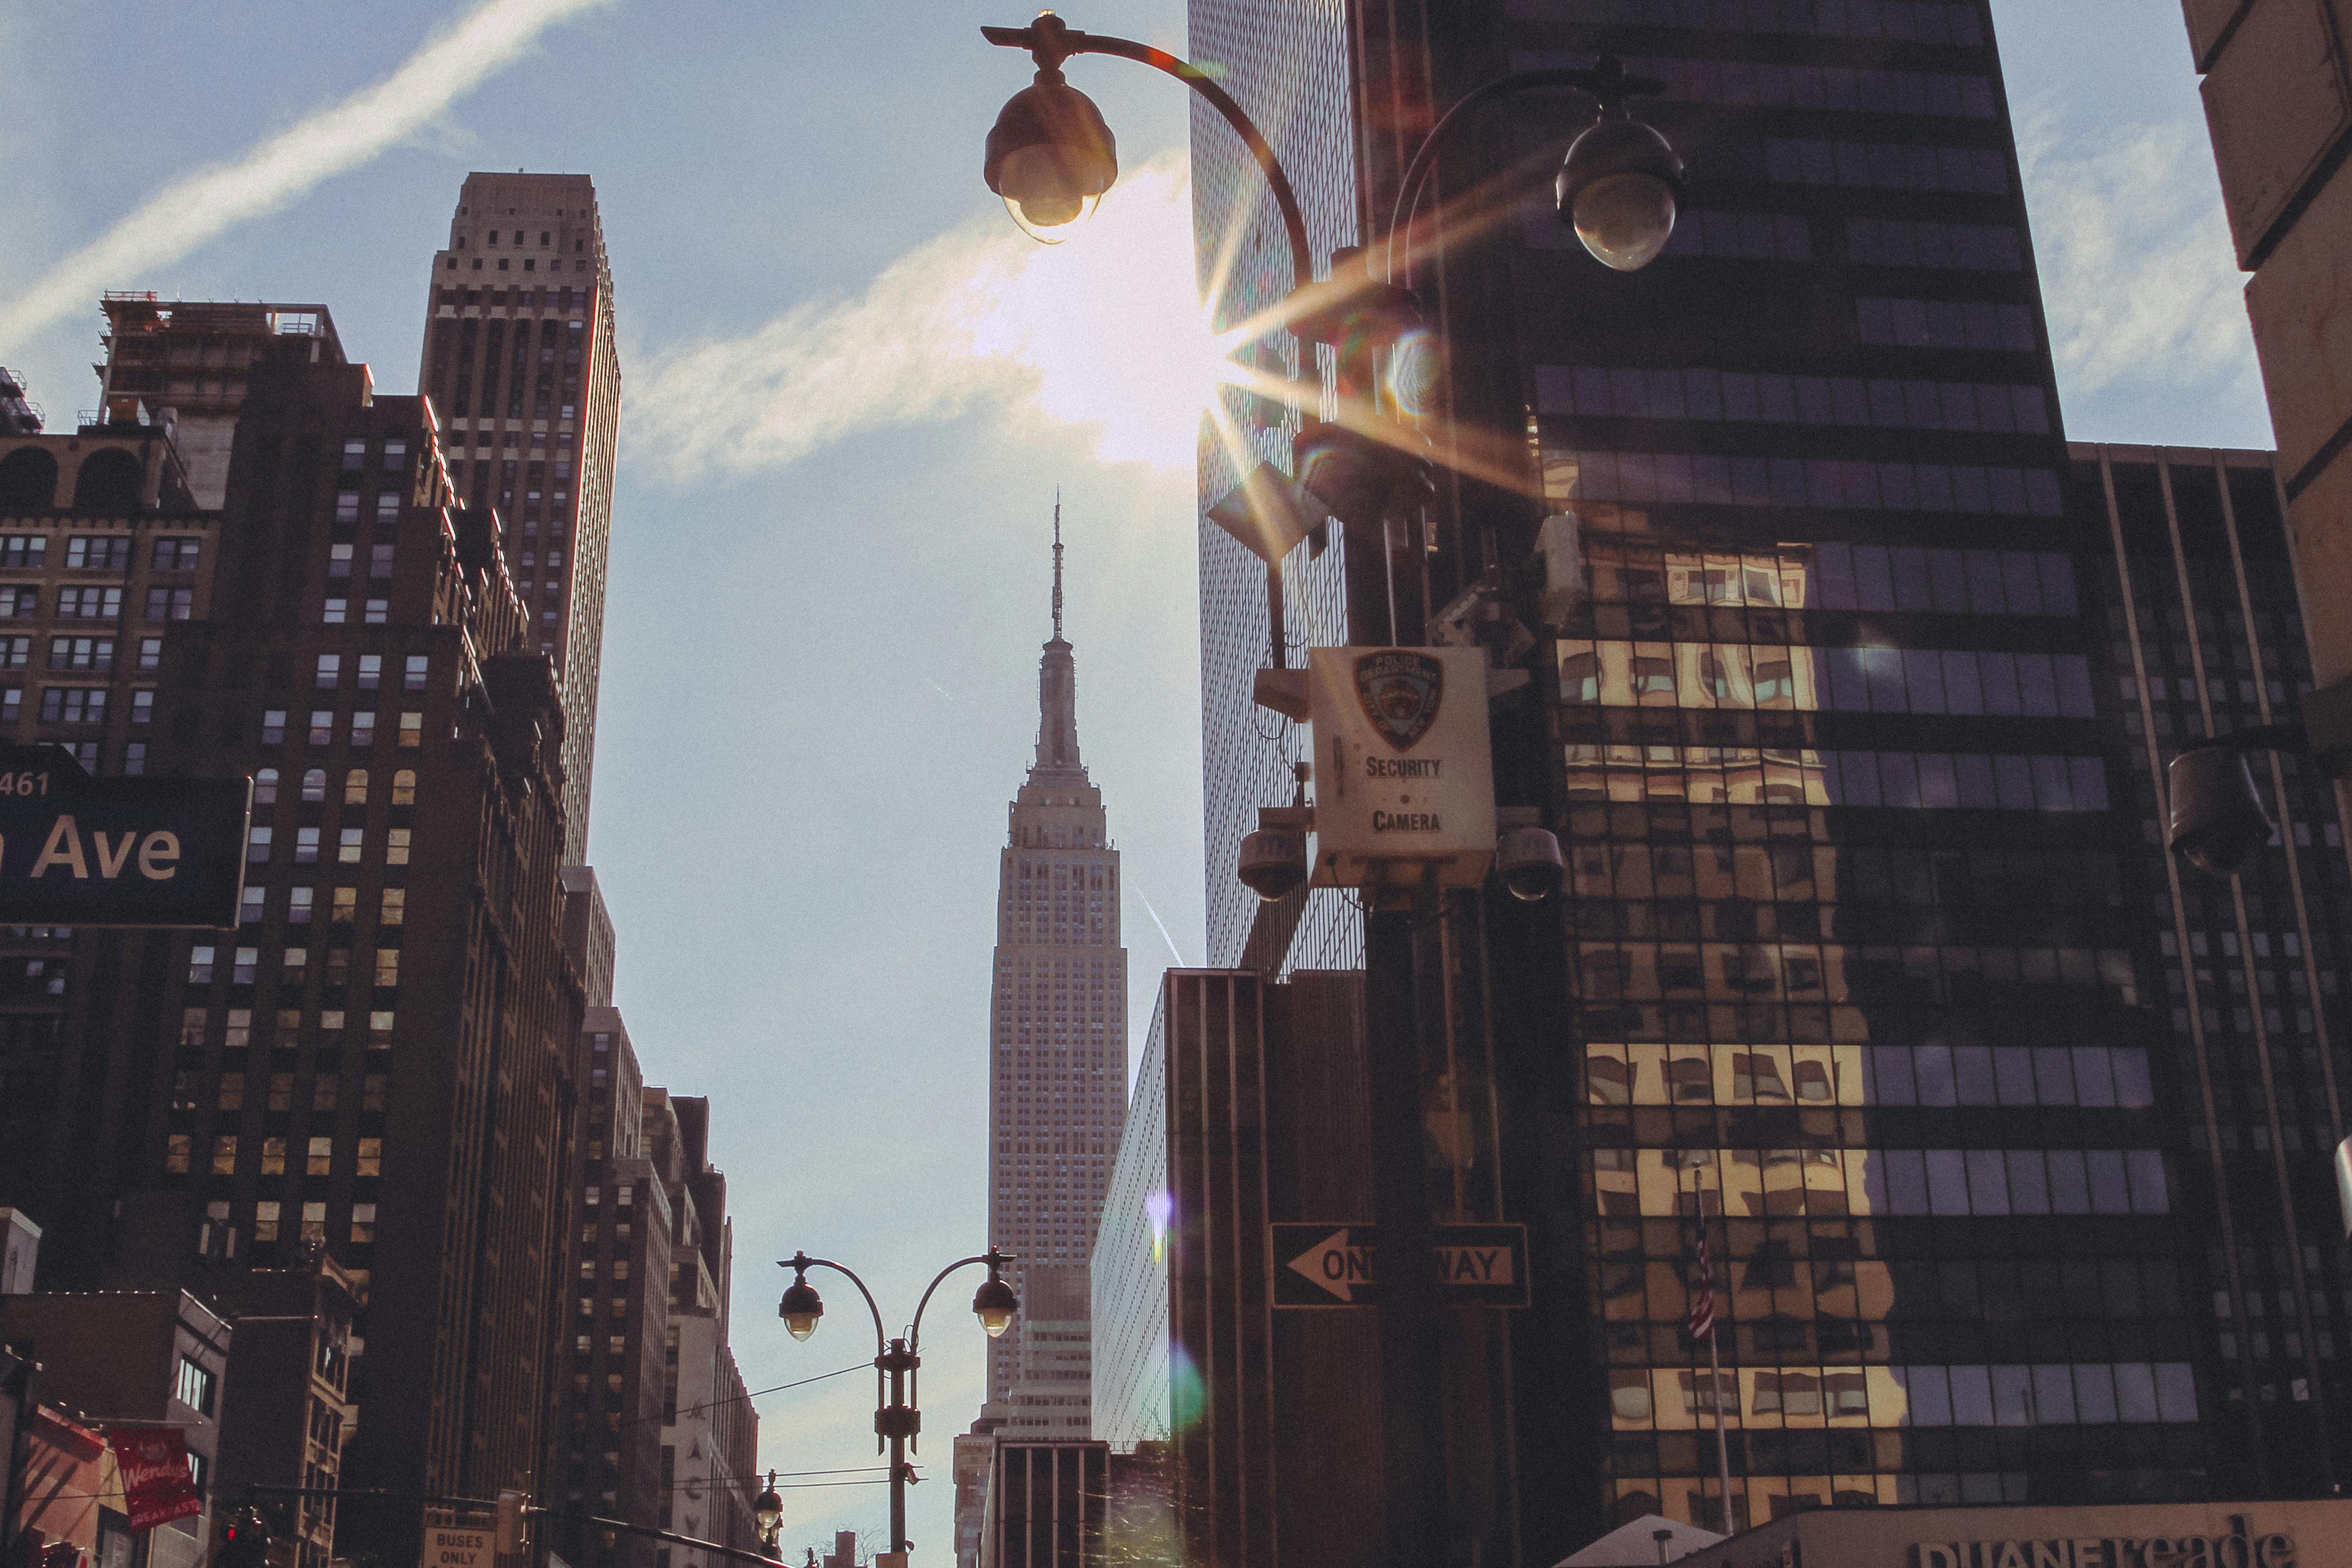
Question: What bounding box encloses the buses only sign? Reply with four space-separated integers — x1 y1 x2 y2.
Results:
0 747 248 927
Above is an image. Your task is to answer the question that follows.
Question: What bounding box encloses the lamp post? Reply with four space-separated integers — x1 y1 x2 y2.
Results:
776 1248 1017 1563
977 16 1683 1564
752 1473 784 1561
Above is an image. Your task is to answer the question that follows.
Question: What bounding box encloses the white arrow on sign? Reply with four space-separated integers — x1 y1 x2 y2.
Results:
1285 1227 1374 1302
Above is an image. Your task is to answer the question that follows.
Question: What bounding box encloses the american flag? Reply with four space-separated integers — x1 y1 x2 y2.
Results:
1688 1231 1716 1341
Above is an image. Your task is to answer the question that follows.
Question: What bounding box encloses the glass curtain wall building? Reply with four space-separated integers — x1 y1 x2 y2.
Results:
1186 0 2352 1552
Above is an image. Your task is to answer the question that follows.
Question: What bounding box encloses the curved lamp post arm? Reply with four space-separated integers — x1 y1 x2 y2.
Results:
1384 60 1666 288
787 1251 890 1441
906 1249 1007 1352
983 19 1314 292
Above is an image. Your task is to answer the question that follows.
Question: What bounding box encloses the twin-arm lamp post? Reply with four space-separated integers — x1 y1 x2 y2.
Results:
774 1248 1018 1561
975 15 1688 1566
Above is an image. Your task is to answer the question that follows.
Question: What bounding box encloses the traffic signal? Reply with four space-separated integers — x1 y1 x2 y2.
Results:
495 1491 526 1554
218 1507 271 1568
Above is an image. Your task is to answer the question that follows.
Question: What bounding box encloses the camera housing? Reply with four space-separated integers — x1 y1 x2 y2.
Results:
2167 746 2274 877
1237 828 1309 903
1495 825 1565 902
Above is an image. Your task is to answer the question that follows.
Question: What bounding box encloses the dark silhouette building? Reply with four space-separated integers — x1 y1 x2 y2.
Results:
417 173 621 864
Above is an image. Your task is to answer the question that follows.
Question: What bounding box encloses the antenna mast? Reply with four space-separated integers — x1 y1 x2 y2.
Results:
1051 489 1064 643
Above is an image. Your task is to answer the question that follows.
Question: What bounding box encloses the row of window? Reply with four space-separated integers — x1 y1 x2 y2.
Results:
196 1135 385 1177
1519 49 1994 118
0 585 193 620
1574 939 2137 1008
1655 208 1814 262
1766 138 2008 195
0 536 203 572
191 946 402 986
1817 749 2110 813
246 827 415 865
178 1006 396 1048
1857 297 2038 353
240 887 404 924
1559 642 2098 718
1538 365 2051 437
1613 1362 2197 1430
1583 1042 2157 1110
258 711 424 747
1591 1143 2171 1218
1813 541 2077 616
1509 0 1987 47
254 768 416 806
447 256 586 274
1546 449 2066 516
314 655 429 691
332 496 401 528
432 284 586 309
319 599 388 626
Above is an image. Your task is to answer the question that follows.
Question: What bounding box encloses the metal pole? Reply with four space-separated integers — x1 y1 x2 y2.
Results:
885 1338 911 1554
1706 1325 1731 1532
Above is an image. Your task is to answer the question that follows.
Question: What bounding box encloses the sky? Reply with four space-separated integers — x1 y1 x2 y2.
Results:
0 0 2274 1559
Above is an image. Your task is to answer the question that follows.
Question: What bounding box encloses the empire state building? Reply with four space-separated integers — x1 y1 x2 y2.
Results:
983 516 1128 1437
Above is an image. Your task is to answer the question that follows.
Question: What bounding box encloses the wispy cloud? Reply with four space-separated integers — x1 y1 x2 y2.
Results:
0 0 613 346
2016 105 2261 410
631 153 1214 477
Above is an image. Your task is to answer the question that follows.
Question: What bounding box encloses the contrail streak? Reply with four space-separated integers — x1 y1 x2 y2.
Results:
0 0 614 345
1130 884 1188 970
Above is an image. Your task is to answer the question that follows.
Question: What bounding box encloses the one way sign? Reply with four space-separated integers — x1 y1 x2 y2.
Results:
1270 1222 1530 1308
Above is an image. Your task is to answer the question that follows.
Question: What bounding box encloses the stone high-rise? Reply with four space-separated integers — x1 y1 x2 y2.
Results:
982 517 1129 1438
417 173 620 862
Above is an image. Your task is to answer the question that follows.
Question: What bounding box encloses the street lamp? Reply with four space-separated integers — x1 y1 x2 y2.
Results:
776 1247 1018 1560
752 1472 784 1559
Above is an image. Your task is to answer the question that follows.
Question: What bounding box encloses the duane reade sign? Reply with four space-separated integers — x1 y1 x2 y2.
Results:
1308 646 1497 889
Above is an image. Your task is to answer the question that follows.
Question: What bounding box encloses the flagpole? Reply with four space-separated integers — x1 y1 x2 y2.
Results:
1706 1306 1732 1532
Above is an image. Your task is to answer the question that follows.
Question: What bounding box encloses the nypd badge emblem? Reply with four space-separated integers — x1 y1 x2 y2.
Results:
1355 650 1444 751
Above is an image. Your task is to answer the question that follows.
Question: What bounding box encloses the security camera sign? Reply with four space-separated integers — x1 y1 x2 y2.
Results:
1308 646 1496 889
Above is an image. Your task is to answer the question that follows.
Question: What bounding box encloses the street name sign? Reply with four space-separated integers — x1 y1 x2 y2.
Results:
421 1512 493 1568
0 747 247 927
1270 1222 1530 1308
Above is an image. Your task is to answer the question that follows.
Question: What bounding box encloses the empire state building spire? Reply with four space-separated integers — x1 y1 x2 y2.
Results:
1035 496 1082 776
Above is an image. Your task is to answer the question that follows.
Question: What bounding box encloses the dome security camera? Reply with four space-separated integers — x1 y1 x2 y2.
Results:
1495 825 1565 903
1238 827 1309 903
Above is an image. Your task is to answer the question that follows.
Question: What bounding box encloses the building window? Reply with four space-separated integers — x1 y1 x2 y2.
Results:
380 889 404 926
124 740 147 775
387 829 410 867
373 496 399 527
398 713 422 748
338 829 363 864
404 656 429 691
323 600 347 625
357 655 381 690
374 950 399 988
364 600 387 625
166 1134 192 1174
246 828 272 865
344 769 368 806
138 637 161 670
392 769 416 806
145 586 193 621
254 1201 281 1241
152 538 201 571
0 587 35 619
210 1135 236 1176
306 1137 333 1177
262 1138 287 1176
130 689 152 725
289 887 314 923
65 536 131 571
188 947 215 983
350 1203 376 1243
370 543 394 576
335 493 361 525
331 888 357 923
309 711 333 746
295 828 320 864
262 710 287 745
301 1203 326 1244
38 687 105 723
357 1138 382 1178
47 637 114 672
239 887 265 925
57 586 121 619
350 711 375 748
232 947 258 984
316 655 341 689
175 1356 216 1416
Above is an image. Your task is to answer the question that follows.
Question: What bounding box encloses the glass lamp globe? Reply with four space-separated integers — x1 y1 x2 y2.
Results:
1556 117 1683 273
